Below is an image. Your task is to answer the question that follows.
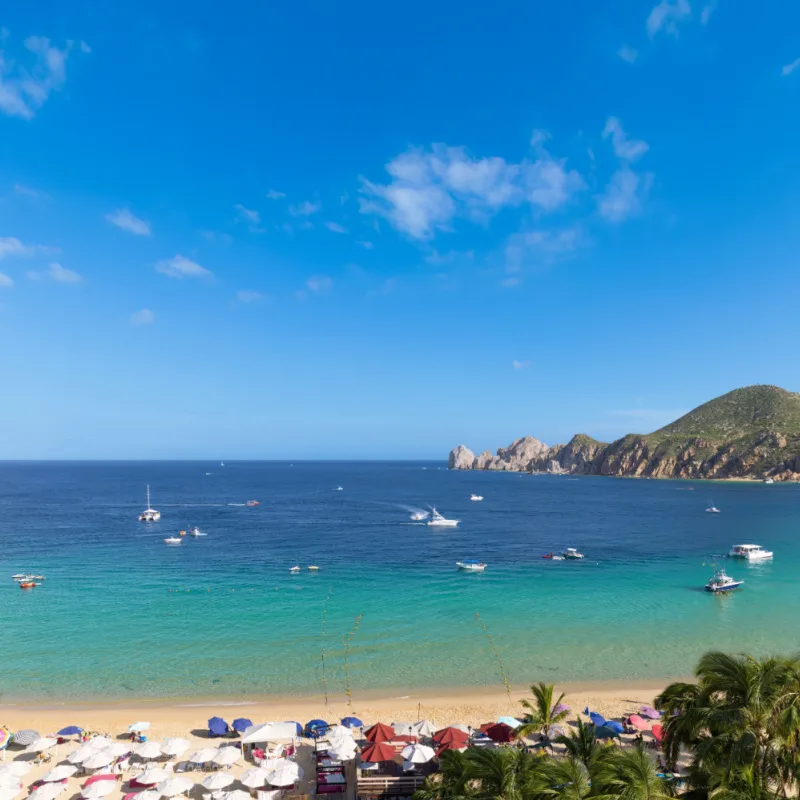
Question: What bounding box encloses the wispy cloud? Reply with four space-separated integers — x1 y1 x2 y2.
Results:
155 255 211 279
602 118 649 162
79 40 91 54
305 275 332 293
598 168 653 223
234 204 261 224
505 227 584 275
13 183 49 200
0 272 13 288
130 309 155 326
266 189 286 200
201 230 232 243
782 57 800 77
0 236 57 259
289 200 321 216
324 221 348 234
356 240 374 249
646 0 691 37
512 359 531 370
105 208 151 236
236 290 263 303
0 34 82 120
700 1 716 25
617 45 639 64
34 262 82 283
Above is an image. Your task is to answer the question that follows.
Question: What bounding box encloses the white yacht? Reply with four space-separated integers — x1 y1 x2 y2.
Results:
164 537 182 545
470 494 484 502
729 544 773 561
289 566 301 574
705 567 743 592
139 485 161 522
562 548 584 560
427 508 459 527
456 560 486 572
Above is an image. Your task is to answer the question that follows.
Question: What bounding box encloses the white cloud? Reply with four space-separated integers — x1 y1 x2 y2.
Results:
356 240 374 249
602 118 649 162
501 276 522 288
0 236 56 259
234 203 261 224
782 57 800 77
0 34 76 119
236 290 263 303
289 200 321 216
597 168 653 222
617 45 639 63
700 1 716 24
646 0 691 37
360 139 583 240
46 262 82 283
105 208 151 236
324 221 348 234
505 227 583 274
14 183 49 200
130 309 155 326
305 275 332 292
155 254 211 279
512 360 531 370
79 40 91 54
0 272 12 287
266 189 286 200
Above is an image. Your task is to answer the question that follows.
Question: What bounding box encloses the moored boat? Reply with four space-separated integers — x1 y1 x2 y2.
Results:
19 581 40 589
456 560 487 572
729 544 773 561
705 567 744 592
308 565 320 571
562 548 584 560
139 485 161 522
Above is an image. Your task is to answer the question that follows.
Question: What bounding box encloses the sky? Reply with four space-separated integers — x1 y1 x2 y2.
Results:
1 0 799 459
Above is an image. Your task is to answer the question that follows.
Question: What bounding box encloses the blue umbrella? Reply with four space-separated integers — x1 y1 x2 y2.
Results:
57 726 83 736
341 717 363 728
232 718 252 733
594 725 620 740
284 721 303 736
589 712 607 728
305 719 328 737
603 720 625 735
208 717 230 737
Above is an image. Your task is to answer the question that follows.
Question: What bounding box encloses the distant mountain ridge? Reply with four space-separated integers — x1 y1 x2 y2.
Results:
449 385 800 481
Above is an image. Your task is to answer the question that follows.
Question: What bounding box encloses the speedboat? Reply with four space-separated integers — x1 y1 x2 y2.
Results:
335 486 343 491
456 561 487 572
470 494 483 501
308 565 320 571
705 567 744 592
427 508 459 527
164 537 182 545
705 502 721 513
562 548 584 560
289 566 301 574
139 485 161 522
764 478 774 484
410 511 429 521
189 527 206 537
729 544 773 561
542 552 564 561
246 500 260 507
19 581 40 589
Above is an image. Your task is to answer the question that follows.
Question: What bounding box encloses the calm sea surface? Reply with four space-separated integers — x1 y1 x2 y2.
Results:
1 461 799 703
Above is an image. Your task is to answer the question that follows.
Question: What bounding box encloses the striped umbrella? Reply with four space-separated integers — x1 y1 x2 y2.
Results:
11 730 39 747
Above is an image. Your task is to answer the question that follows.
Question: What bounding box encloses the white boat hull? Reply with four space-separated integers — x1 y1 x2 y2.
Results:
456 562 486 571
428 520 459 527
164 538 182 545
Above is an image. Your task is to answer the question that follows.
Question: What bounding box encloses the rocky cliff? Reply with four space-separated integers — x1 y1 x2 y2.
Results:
448 385 800 482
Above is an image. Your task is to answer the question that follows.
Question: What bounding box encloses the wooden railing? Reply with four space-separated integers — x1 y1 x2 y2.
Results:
356 775 426 797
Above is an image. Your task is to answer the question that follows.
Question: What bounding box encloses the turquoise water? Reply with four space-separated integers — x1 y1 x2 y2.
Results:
1 461 799 703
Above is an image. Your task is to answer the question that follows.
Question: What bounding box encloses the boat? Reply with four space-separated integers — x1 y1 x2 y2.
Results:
139 485 161 522
163 537 182 545
221 462 225 467
410 511 429 521
562 548 584 560
729 544 773 561
246 500 260 507
764 478 774 484
705 567 744 592
335 486 343 491
470 494 483 501
19 581 40 589
705 503 721 513
456 560 487 572
289 566 301 574
426 508 459 527
308 565 320 571
542 552 564 561
12 573 44 581
11 573 27 580
189 527 206 537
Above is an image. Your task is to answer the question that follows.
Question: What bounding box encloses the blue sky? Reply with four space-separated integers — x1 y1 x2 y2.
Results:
1 0 799 459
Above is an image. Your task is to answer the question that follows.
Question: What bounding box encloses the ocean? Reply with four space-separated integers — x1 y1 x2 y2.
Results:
1 461 798 703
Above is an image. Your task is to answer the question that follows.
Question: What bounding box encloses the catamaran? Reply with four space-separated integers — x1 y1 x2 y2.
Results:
427 508 459 527
139 485 161 522
728 544 773 561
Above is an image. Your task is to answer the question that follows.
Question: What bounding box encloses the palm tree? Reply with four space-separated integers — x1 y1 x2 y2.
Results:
590 745 675 799
529 756 590 800
414 750 473 800
516 682 569 741
553 719 599 769
463 746 541 800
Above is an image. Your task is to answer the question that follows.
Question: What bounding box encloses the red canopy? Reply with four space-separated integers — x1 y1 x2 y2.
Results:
651 724 664 744
433 727 469 745
481 723 515 743
364 723 395 743
84 776 117 788
436 741 467 757
361 741 397 762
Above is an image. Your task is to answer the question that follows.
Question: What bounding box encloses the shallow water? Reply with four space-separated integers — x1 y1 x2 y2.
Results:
1 461 798 702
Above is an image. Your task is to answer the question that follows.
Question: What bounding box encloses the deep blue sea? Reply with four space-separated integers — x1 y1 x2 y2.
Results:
1 461 799 703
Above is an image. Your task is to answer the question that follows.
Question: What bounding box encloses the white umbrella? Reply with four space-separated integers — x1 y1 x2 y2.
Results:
0 776 20 790
128 722 150 733
324 725 353 742
138 767 170 785
401 744 435 764
411 720 436 738
81 782 116 800
102 743 131 758
42 766 78 782
133 741 163 760
0 787 22 800
266 762 302 787
392 722 413 736
239 768 269 789
134 791 162 800
212 747 241 767
29 784 66 800
156 777 194 797
201 773 234 791
240 723 298 745
189 748 218 764
329 742 357 761
27 737 58 753
85 738 113 751
0 764 32 779
82 751 114 770
220 791 250 800
68 745 100 765
160 738 190 757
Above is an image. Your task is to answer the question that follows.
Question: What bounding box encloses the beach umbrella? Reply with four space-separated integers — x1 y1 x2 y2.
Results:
102 743 130 758
137 767 170 785
68 745 95 765
640 707 661 720
11 730 39 747
602 721 625 735
435 742 467 757
27 737 59 753
212 746 241 767
432 727 469 746
594 726 620 740
231 718 252 734
411 720 436 738
239 768 270 789
189 748 218 764
0 776 20 790
364 723 394 743
56 727 83 737
552 704 569 717
0 787 22 800
202 773 234 791
208 717 230 738
400 744 435 764
325 725 353 741
360 742 395 763
588 712 607 728
265 761 302 787
156 777 194 798
132 792 161 800
42 766 78 783
161 738 190 757
392 722 414 737
29 784 66 800
340 717 362 729
283 722 303 736
628 715 650 731
497 717 522 729
482 723 515 743
241 722 298 744
359 761 378 772
127 722 150 733
85 737 113 752
0 730 10 751
304 719 328 738
81 781 116 800
133 741 162 760
83 752 115 770
451 724 471 734
220 791 251 800
651 724 664 744
329 743 357 761
83 775 117 787
0 763 32 779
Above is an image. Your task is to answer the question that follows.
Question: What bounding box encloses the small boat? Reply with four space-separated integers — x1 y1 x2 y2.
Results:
189 527 206 537
456 560 487 572
542 552 564 561
427 507 459 527
764 478 774 484
221 462 225 467
246 500 260 507
11 573 27 580
335 486 343 491
410 511 429 521
705 567 744 592
562 548 584 560
705 501 721 513
308 565 319 571
164 537 182 545
470 494 483 501
139 485 161 522
729 544 773 561
19 581 40 589
289 566 301 574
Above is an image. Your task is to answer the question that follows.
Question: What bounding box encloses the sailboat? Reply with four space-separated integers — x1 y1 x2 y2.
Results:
139 485 161 522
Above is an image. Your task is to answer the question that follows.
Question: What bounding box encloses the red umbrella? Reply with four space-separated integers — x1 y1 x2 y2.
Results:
83 776 117 788
435 741 467 757
361 742 396 762
481 723 514 743
433 727 469 745
364 723 395 743
651 724 664 744
628 715 650 731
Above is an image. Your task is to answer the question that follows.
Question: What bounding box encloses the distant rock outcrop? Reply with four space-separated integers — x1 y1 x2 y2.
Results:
448 445 476 470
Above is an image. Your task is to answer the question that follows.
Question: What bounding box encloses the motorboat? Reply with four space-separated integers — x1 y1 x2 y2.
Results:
410 511 429 521
308 565 320 571
220 462 225 467
764 478 774 484
427 508 459 527
729 544 773 561
189 527 206 537
289 566 301 574
335 486 343 491
705 567 744 593
13 573 44 581
542 553 564 561
246 500 260 507
456 560 487 572
705 502 721 513
164 537 182 545
470 494 483 501
139 485 161 522
562 548 584 560
19 581 40 589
